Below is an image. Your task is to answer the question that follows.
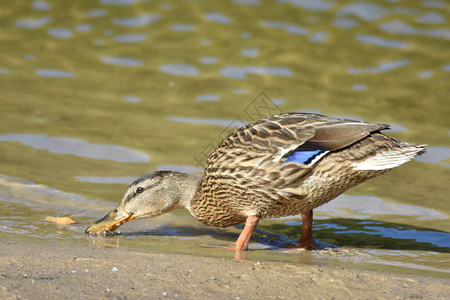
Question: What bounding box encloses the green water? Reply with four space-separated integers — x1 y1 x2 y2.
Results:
0 0 449 276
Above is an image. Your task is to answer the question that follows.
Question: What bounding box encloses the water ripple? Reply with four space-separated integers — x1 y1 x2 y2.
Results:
316 194 447 220
241 32 251 39
160 64 199 76
380 20 450 39
309 31 327 43
32 0 51 10
233 88 249 94
34 69 76 77
199 57 218 64
271 99 285 105
0 175 112 215
113 14 160 27
241 47 259 57
234 0 261 5
201 39 211 46
356 34 409 49
0 134 149 163
347 60 409 74
47 28 72 39
337 226 450 248
86 9 108 18
101 56 143 66
167 116 246 127
220 66 293 79
388 123 407 132
339 2 389 21
414 146 450 167
352 84 367 91
422 0 446 8
278 0 335 12
197 94 220 102
392 7 417 16
260 20 308 35
75 24 92 32
418 70 433 78
114 33 147 43
15 17 52 29
416 12 446 24
171 24 196 32
333 18 358 28
101 0 147 5
157 165 203 173
204 12 232 25
75 176 137 184
124 96 140 103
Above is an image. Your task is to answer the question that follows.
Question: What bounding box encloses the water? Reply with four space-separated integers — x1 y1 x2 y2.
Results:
0 0 449 276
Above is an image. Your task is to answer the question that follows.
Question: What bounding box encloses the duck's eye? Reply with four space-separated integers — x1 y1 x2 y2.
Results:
136 187 144 194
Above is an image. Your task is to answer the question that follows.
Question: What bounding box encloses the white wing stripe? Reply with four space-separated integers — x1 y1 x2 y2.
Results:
352 150 418 170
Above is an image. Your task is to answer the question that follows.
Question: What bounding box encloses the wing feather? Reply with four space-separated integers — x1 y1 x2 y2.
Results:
205 113 388 190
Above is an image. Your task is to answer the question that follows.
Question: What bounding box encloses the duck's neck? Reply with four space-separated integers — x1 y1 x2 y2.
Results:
175 173 203 213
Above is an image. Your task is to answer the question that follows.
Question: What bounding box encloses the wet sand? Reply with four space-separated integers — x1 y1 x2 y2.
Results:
1 239 449 299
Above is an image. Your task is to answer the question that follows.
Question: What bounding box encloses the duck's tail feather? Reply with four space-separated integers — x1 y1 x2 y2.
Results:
352 143 427 171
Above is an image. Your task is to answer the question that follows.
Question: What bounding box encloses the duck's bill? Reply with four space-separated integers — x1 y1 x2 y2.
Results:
85 205 135 235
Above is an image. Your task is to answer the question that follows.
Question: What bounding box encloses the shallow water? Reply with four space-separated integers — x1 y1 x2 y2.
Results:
0 0 449 276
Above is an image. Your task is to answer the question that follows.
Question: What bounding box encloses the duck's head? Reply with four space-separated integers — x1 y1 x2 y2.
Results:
85 171 202 235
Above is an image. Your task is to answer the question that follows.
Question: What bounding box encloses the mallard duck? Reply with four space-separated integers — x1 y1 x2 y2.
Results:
86 113 426 251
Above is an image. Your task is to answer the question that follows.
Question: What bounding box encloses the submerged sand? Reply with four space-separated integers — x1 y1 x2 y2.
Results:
1 239 449 300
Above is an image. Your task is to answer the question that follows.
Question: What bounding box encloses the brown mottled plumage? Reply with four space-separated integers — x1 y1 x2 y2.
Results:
86 113 426 251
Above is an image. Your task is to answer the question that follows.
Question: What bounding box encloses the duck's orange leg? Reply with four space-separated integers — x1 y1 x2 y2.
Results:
235 215 259 251
299 210 315 249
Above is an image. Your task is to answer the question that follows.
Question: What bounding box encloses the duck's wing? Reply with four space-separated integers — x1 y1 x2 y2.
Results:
205 113 388 189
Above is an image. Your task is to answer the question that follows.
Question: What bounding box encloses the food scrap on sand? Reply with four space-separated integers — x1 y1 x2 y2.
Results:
46 216 75 226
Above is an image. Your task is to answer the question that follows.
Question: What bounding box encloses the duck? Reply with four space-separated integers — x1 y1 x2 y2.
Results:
85 112 426 251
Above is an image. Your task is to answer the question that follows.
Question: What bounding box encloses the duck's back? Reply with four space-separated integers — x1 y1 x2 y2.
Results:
190 113 425 227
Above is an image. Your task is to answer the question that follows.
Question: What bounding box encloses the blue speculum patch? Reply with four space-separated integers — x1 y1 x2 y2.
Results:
284 149 323 165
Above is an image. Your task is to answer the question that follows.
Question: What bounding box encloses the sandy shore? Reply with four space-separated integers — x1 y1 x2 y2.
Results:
1 239 449 300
